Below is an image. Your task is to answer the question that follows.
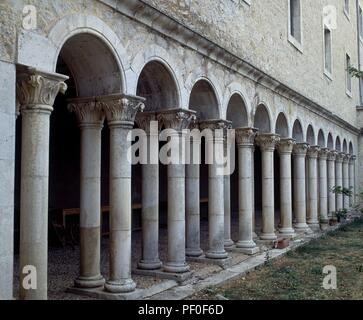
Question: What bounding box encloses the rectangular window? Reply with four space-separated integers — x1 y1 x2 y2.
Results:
324 27 332 75
289 0 301 43
346 54 352 95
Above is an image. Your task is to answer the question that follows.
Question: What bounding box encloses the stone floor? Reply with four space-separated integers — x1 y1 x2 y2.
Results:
12 210 331 300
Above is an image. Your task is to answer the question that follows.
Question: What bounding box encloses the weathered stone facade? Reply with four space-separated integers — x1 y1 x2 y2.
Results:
0 0 362 300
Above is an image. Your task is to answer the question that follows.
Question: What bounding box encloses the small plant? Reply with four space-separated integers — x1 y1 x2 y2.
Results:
348 66 363 79
334 209 348 222
331 186 353 197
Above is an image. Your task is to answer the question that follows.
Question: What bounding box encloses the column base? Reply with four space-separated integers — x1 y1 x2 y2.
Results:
134 268 193 284
278 227 296 237
187 255 233 269
252 232 258 239
186 248 204 257
259 233 277 241
205 250 229 260
137 259 163 271
294 223 312 233
74 275 105 289
319 219 329 231
224 239 235 248
104 278 136 294
307 221 320 232
236 240 257 249
163 262 190 274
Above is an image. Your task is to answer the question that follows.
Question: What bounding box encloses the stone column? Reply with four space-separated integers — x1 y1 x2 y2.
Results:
276 138 296 237
235 128 259 253
349 155 356 207
343 154 350 209
199 120 231 258
293 143 310 232
318 148 330 227
17 69 68 299
98 94 144 293
307 146 320 230
255 133 280 240
158 109 196 272
335 153 344 211
186 123 203 257
135 112 162 270
327 150 337 218
68 98 105 288
223 127 234 248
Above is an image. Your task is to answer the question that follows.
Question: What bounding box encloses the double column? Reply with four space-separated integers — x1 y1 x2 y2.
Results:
235 128 259 253
276 138 296 237
16 69 68 300
98 94 145 293
199 120 230 259
307 146 320 230
186 123 203 257
318 148 330 226
157 109 196 272
343 154 350 209
335 153 344 211
255 133 280 240
293 143 310 232
68 98 105 288
327 151 337 218
349 156 356 206
136 113 162 270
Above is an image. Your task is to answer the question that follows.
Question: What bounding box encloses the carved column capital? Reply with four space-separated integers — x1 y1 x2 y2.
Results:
157 108 197 132
343 153 351 164
67 97 105 128
307 145 321 158
199 119 232 131
135 111 158 134
97 94 145 128
276 138 296 155
335 152 345 163
293 142 309 156
349 155 357 164
327 150 338 161
255 133 280 152
318 148 330 160
235 127 258 147
16 68 68 114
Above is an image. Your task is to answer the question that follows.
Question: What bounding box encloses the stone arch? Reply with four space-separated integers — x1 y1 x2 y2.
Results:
128 45 184 107
226 93 248 128
17 14 129 92
275 112 289 138
318 129 326 148
336 136 342 151
327 133 334 149
223 82 251 124
189 79 220 120
136 60 180 111
253 103 272 133
292 119 304 143
186 70 223 118
306 125 315 145
349 141 354 155
343 139 348 153
57 33 122 97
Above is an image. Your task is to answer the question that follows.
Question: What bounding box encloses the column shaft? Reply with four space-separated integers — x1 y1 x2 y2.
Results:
327 151 337 218
335 154 344 211
349 156 356 207
343 155 350 209
318 149 329 226
307 146 320 229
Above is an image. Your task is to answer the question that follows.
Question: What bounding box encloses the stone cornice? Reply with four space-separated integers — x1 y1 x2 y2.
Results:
16 65 68 113
307 145 321 159
293 142 309 156
157 108 197 131
67 97 105 127
235 127 258 146
255 133 280 151
99 0 360 135
276 138 295 155
97 93 145 127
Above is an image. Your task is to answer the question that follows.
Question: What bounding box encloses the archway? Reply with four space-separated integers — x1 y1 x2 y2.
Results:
306 125 315 145
343 139 348 153
275 113 289 138
336 136 342 151
318 130 325 148
292 120 304 142
327 133 334 149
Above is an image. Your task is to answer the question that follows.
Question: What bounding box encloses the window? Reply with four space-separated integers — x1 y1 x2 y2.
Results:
344 0 350 18
289 0 302 43
324 27 332 76
346 54 352 95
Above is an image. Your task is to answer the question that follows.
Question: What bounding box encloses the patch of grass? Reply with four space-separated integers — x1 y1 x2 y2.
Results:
189 219 363 300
